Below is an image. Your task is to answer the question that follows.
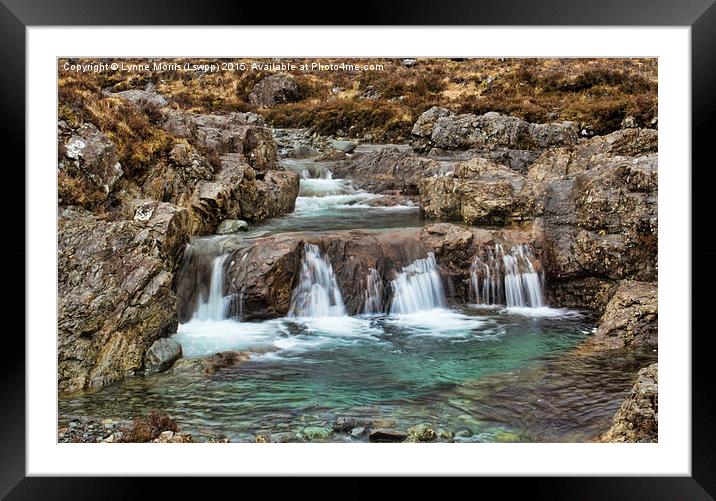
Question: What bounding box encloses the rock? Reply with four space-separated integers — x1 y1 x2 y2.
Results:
369 428 408 442
333 416 360 432
176 223 541 320
144 338 182 374
414 111 578 154
542 155 657 286
113 89 168 108
302 426 332 441
588 281 657 350
314 149 347 162
248 73 301 108
407 424 437 442
203 351 251 374
152 430 194 443
402 58 417 67
350 427 367 438
411 106 454 148
237 169 300 223
528 128 658 182
419 157 543 225
270 432 297 443
601 363 658 442
291 145 319 159
61 123 123 194
331 140 358 153
169 142 214 179
216 219 249 234
331 148 441 195
162 110 277 173
58 207 188 392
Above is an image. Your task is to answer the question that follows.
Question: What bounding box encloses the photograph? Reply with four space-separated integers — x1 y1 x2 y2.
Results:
56 56 659 445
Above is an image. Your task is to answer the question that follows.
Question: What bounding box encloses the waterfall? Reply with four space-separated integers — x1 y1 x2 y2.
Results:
363 268 383 314
193 254 230 321
288 243 347 317
389 252 446 314
470 244 544 308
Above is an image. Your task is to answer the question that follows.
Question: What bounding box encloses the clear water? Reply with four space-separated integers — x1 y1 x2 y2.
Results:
58 305 654 442
58 145 655 443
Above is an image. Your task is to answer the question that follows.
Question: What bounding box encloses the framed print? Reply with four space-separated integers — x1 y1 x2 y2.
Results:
4 0 714 497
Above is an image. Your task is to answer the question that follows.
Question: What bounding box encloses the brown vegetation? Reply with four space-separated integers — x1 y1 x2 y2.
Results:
58 56 656 159
121 411 179 442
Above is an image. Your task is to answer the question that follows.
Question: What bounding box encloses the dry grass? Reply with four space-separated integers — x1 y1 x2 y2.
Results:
58 57 657 193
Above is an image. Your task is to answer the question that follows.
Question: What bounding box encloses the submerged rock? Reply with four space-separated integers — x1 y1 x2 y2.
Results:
406 424 437 442
144 338 183 374
302 426 333 441
216 219 249 234
369 428 408 442
600 363 658 442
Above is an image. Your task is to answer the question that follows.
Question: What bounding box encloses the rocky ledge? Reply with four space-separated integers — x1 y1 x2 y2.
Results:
600 363 658 442
58 89 300 393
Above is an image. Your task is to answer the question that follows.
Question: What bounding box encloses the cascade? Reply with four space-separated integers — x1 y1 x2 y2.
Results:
193 254 230 321
288 243 347 317
389 252 446 314
470 244 544 308
363 268 383 314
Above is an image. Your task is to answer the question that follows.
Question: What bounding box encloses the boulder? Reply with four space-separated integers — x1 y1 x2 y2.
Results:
529 128 658 182
216 219 249 234
161 110 277 173
411 106 454 139
113 89 168 108
600 363 658 443
58 207 188 392
144 338 183 374
61 123 123 194
238 169 300 222
331 140 358 153
542 154 657 288
369 428 408 442
415 110 579 154
248 73 301 108
588 281 657 350
419 157 544 225
331 148 442 194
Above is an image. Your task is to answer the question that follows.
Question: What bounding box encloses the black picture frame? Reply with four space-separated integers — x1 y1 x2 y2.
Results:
3 0 713 497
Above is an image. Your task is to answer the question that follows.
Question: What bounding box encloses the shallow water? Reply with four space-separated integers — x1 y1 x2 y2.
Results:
58 143 655 443
58 305 654 442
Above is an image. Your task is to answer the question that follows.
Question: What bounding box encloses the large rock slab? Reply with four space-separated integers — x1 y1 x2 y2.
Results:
412 109 579 155
58 206 190 393
419 157 544 225
331 147 442 195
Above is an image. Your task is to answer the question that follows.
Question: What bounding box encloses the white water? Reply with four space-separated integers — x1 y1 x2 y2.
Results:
363 268 384 314
193 255 230 321
288 243 347 318
389 252 446 314
470 244 544 308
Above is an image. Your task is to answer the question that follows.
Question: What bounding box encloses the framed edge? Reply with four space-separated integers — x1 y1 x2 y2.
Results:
6 0 715 497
